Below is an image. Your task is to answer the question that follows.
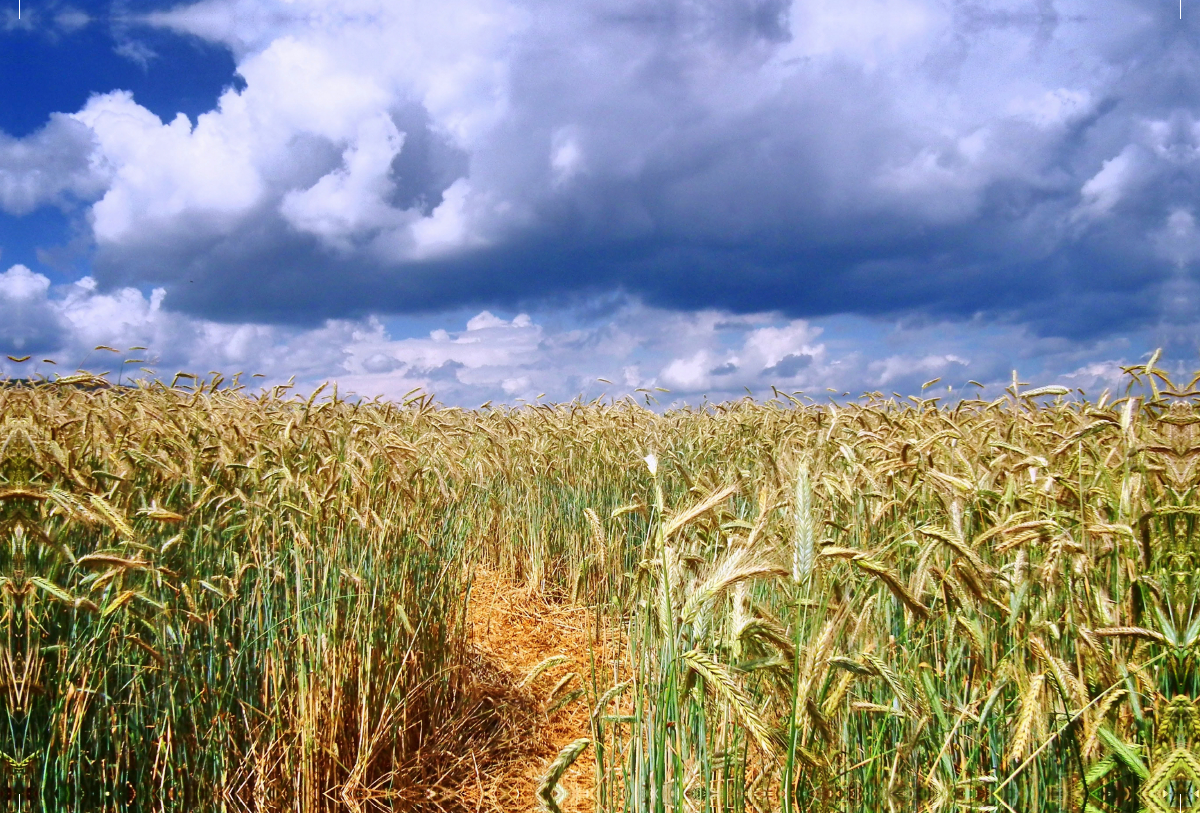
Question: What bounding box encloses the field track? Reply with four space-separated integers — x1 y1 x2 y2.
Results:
464 569 615 813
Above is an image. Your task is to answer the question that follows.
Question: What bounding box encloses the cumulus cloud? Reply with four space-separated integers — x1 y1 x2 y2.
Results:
0 115 106 214
0 265 65 353
71 90 265 244
1075 145 1144 221
867 353 970 390
0 0 1197 382
279 113 409 250
4 263 1161 405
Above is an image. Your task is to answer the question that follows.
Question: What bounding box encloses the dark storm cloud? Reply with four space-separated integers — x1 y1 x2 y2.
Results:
386 105 470 216
762 352 812 377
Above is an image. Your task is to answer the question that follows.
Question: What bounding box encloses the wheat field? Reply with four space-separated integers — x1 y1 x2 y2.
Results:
0 361 1197 812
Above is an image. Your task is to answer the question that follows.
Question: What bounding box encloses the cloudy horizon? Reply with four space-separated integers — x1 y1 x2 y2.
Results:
1 0 1197 405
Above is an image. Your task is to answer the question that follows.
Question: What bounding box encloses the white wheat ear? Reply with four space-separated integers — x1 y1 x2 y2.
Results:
793 462 814 589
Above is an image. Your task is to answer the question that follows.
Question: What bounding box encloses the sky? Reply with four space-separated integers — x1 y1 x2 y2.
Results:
0 0 1196 406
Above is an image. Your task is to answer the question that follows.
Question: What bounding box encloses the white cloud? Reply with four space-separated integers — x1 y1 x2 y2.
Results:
0 264 51 300
1 265 64 353
781 0 938 68
656 317 830 394
867 353 969 388
280 113 408 248
44 14 511 260
1153 208 1200 267
406 178 482 258
744 321 824 369
661 350 715 391
550 126 585 186
1059 360 1129 396
1007 88 1093 131
0 264 1166 405
1075 145 1142 221
0 0 1191 391
55 9 91 33
501 375 531 395
465 310 508 330
73 91 264 243
338 309 543 391
0 115 106 215
0 0 1165 271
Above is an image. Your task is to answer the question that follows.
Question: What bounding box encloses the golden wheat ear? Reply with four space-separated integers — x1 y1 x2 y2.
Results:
536 737 590 813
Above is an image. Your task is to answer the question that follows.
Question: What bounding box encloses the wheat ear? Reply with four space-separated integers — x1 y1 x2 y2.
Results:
536 738 591 813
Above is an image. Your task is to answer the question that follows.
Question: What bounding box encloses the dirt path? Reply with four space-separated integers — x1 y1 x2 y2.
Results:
459 569 622 813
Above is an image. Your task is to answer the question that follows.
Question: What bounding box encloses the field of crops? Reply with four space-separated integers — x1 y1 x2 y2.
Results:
1 363 1197 812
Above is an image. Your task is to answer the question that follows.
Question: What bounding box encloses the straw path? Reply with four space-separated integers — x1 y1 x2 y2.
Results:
460 569 620 813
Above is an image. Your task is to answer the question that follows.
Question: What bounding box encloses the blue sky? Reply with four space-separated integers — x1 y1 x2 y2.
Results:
0 0 1196 404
